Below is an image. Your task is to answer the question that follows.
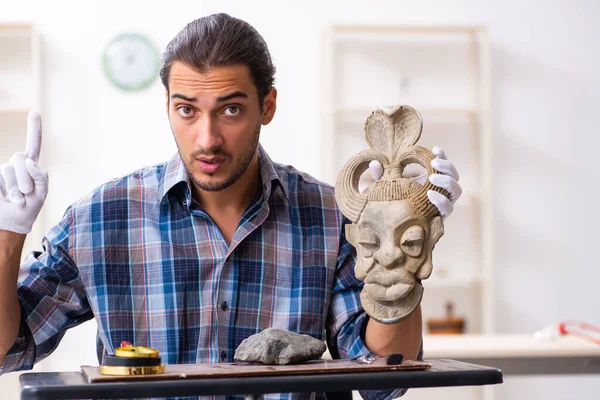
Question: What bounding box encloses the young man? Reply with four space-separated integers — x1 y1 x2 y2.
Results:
0 13 461 399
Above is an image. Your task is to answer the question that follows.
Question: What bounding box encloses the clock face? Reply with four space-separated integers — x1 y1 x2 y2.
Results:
103 33 160 91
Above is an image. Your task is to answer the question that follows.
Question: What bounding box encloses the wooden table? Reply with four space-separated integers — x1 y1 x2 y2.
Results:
19 359 502 400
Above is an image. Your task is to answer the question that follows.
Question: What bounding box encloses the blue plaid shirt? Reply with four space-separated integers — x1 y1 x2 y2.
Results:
1 146 409 399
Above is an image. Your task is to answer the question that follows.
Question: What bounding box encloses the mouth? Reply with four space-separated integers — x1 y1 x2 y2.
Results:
197 157 226 174
364 281 415 302
364 271 416 302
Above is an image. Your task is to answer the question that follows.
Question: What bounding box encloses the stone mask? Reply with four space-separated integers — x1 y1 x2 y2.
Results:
335 105 446 324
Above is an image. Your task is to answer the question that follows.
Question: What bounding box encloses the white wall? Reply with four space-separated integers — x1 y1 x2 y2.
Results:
1 0 600 399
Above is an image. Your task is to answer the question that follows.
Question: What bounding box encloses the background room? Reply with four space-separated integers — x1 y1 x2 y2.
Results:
1 0 599 399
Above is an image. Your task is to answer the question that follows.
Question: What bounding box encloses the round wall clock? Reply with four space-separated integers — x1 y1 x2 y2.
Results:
102 33 160 92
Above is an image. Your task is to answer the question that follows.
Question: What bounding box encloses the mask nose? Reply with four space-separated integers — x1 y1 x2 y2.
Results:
373 241 404 270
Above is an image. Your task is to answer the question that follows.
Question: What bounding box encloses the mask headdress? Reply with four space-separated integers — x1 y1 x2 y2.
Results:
335 105 446 222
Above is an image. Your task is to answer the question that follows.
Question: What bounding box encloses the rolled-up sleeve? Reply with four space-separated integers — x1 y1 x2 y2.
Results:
326 218 420 400
0 207 92 375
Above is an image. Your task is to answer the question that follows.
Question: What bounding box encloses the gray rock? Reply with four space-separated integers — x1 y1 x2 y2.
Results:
234 328 327 365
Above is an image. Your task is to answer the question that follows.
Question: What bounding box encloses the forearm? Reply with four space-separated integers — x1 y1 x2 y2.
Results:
0 230 25 364
364 305 422 359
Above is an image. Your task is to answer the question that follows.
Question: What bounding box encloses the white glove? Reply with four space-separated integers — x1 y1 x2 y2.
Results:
0 111 48 234
368 146 462 220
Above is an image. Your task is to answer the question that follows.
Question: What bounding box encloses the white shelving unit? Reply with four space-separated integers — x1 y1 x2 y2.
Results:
321 23 493 400
320 24 493 337
0 22 44 259
0 21 45 400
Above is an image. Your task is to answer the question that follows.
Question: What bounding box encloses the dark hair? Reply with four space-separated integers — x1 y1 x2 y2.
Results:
159 13 276 105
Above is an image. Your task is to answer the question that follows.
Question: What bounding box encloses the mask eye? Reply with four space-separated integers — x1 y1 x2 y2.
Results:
400 225 425 257
358 229 380 257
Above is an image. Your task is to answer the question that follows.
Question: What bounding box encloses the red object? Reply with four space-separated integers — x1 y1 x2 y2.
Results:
558 320 600 345
120 341 133 347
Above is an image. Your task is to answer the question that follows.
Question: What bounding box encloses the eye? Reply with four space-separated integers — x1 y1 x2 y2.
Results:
357 229 380 257
223 106 241 116
177 106 194 118
400 225 425 257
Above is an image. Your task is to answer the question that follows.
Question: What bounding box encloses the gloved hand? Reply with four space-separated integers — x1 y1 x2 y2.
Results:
368 146 462 220
0 111 48 234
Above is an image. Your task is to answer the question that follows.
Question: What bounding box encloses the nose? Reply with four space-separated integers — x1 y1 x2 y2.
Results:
195 115 224 150
373 241 404 270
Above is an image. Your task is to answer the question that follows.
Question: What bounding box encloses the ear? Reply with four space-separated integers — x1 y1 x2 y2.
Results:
346 223 372 281
429 215 444 245
345 223 358 248
415 216 444 280
261 87 277 125
165 89 170 115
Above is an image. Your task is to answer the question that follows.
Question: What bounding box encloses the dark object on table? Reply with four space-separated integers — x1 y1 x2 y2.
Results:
426 302 465 334
234 327 327 365
386 353 404 365
102 355 162 367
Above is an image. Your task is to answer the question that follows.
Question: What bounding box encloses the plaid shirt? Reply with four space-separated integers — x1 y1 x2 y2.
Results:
1 146 409 400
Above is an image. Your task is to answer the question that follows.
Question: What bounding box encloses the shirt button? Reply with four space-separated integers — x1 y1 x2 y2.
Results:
221 301 228 311
220 351 227 361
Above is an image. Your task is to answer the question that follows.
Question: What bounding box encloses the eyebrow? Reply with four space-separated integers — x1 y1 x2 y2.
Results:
216 91 248 102
170 91 248 103
359 215 419 231
358 219 378 230
171 93 196 102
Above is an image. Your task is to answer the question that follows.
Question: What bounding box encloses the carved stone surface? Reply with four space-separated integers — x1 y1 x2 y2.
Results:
234 328 327 365
335 105 446 324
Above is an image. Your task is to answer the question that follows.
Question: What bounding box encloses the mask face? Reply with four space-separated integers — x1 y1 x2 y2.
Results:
347 200 444 323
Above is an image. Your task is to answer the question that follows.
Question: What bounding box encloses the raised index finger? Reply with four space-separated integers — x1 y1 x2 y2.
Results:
25 111 42 163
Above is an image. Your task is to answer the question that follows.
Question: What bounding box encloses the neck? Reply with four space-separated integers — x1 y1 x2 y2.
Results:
191 152 261 215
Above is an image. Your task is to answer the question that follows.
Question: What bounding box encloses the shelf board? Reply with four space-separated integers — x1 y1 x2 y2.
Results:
0 24 33 38
424 276 482 289
333 108 478 123
332 25 486 35
331 25 485 44
0 22 33 30
0 106 32 114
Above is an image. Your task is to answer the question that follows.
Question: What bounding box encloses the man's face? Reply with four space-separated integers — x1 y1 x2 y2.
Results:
166 62 276 192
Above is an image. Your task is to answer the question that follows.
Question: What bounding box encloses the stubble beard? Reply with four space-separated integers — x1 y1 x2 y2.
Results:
175 122 261 192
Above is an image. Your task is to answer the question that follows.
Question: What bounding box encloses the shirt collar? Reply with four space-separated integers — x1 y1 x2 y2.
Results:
257 144 289 203
157 144 288 205
157 152 190 205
